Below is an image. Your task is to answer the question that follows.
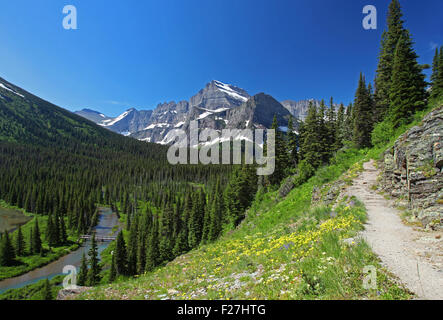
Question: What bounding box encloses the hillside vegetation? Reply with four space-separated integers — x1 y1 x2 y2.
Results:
74 147 410 300
74 92 441 300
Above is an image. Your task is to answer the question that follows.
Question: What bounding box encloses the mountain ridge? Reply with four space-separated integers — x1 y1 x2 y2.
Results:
76 80 322 144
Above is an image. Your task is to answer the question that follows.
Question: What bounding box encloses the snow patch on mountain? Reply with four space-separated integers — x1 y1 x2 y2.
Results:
0 83 25 98
101 110 132 127
213 80 248 102
174 121 185 128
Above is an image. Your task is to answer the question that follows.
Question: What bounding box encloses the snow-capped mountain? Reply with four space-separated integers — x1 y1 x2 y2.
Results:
74 109 112 124
75 108 153 136
76 80 314 144
131 80 252 143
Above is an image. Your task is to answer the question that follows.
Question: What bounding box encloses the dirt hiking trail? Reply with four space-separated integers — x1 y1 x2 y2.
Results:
346 160 443 300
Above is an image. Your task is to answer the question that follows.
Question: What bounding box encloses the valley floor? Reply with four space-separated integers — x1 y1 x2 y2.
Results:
346 160 443 300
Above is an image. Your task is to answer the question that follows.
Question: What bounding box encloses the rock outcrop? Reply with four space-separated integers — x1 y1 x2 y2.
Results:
379 105 443 229
75 80 323 144
57 287 92 300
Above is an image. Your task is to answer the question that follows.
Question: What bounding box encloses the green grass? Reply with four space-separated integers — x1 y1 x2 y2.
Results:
74 147 411 300
0 275 63 300
0 207 79 281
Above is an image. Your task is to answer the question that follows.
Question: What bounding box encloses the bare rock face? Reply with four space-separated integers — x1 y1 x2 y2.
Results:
75 81 315 144
281 99 321 121
189 80 250 111
131 101 189 143
380 105 443 229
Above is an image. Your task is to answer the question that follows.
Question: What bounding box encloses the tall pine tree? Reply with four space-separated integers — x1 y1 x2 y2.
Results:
374 0 405 122
430 46 443 100
145 217 159 272
115 230 128 275
353 73 374 148
268 115 288 185
300 102 322 168
87 234 102 286
0 231 15 266
32 218 42 255
77 252 88 286
15 226 25 256
389 32 427 127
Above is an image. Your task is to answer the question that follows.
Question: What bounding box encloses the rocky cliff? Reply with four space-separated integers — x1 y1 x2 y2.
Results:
380 105 443 229
76 81 332 144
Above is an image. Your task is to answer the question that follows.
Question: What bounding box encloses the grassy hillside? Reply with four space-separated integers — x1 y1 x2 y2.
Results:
74 147 412 300
0 77 232 283
74 101 443 300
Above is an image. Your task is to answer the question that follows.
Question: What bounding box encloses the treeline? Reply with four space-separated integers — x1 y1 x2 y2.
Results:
430 46 443 101
0 214 69 268
0 137 232 266
0 75 233 268
261 0 439 188
107 164 258 278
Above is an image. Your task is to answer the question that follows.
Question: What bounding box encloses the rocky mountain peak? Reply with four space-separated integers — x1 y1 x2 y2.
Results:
76 81 316 144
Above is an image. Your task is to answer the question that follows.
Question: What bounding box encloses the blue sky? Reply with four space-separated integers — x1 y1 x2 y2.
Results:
0 0 442 117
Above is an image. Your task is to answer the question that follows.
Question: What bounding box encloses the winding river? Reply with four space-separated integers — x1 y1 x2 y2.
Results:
0 207 119 293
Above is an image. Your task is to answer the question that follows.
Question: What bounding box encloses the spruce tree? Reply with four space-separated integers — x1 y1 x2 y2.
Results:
115 230 127 275
145 218 159 272
172 229 188 257
109 252 117 282
335 103 345 151
389 32 427 127
318 100 330 163
159 205 174 262
42 278 53 300
87 234 101 286
136 235 146 275
431 46 443 100
300 102 322 168
77 253 88 286
268 115 288 185
327 97 337 154
343 103 354 141
173 195 191 256
201 202 211 244
15 225 25 256
430 47 439 92
46 213 58 247
127 214 139 276
60 215 67 244
32 218 42 255
187 191 205 249
353 73 374 148
0 231 15 266
207 179 223 241
374 0 405 122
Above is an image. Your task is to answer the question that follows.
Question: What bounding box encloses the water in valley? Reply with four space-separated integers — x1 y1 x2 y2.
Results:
0 207 119 293
0 206 32 234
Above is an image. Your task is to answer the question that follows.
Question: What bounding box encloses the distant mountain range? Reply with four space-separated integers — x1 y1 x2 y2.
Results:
75 80 326 144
